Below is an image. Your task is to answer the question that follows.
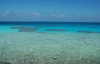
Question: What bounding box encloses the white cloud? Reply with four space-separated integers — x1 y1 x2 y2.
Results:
16 13 22 16
95 16 100 18
16 12 41 17
49 13 57 17
23 12 29 15
0 11 11 16
77 13 80 16
31 13 40 16
89 15 100 19
58 13 65 18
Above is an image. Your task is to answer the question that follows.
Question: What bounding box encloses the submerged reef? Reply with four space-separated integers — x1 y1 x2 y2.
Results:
46 29 66 31
78 31 95 33
0 62 11 64
11 26 24 29
36 25 51 27
11 26 37 32
18 27 36 32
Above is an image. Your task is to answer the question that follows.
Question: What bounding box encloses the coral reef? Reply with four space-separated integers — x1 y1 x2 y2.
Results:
11 26 37 32
46 29 66 31
78 31 95 33
0 62 11 64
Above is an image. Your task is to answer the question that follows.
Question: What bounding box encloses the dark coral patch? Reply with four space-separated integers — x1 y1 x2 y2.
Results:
37 32 56 34
78 31 95 33
18 28 36 32
11 26 37 32
11 26 24 29
0 62 11 64
36 26 51 27
37 32 46 33
46 29 66 31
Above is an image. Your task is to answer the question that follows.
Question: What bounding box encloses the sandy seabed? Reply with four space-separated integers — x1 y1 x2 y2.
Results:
0 32 100 64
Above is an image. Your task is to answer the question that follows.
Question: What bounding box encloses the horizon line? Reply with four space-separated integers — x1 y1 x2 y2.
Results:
0 21 100 23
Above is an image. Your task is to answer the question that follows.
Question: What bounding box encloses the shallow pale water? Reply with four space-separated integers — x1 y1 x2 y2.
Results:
0 22 100 64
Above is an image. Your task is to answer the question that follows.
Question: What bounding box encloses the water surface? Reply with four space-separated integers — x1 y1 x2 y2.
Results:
0 22 100 64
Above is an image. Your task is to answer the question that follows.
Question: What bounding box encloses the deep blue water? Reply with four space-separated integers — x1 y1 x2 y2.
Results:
0 22 100 33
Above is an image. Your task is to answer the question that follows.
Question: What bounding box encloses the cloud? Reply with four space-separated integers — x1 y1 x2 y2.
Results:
23 12 29 15
57 13 66 18
89 15 100 19
77 13 80 16
0 11 67 19
15 12 29 16
49 13 57 17
1 11 99 22
16 12 41 17
94 16 100 18
46 13 67 19
31 13 40 16
0 11 11 16
16 13 22 16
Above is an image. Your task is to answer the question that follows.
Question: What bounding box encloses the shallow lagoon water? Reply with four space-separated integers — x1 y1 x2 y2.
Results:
0 22 100 64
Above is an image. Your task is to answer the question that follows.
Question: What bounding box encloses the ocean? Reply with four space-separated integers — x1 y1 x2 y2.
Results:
0 22 100 64
0 22 100 33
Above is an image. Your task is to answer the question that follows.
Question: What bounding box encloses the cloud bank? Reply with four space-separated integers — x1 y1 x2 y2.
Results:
0 11 100 22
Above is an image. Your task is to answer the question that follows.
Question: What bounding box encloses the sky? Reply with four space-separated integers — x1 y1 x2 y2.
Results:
0 0 100 22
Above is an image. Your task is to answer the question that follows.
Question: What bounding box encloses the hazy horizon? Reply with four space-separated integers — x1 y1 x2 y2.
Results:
0 0 100 22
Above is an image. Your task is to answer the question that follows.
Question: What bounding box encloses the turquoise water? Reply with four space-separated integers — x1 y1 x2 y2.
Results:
0 22 100 64
0 22 100 33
